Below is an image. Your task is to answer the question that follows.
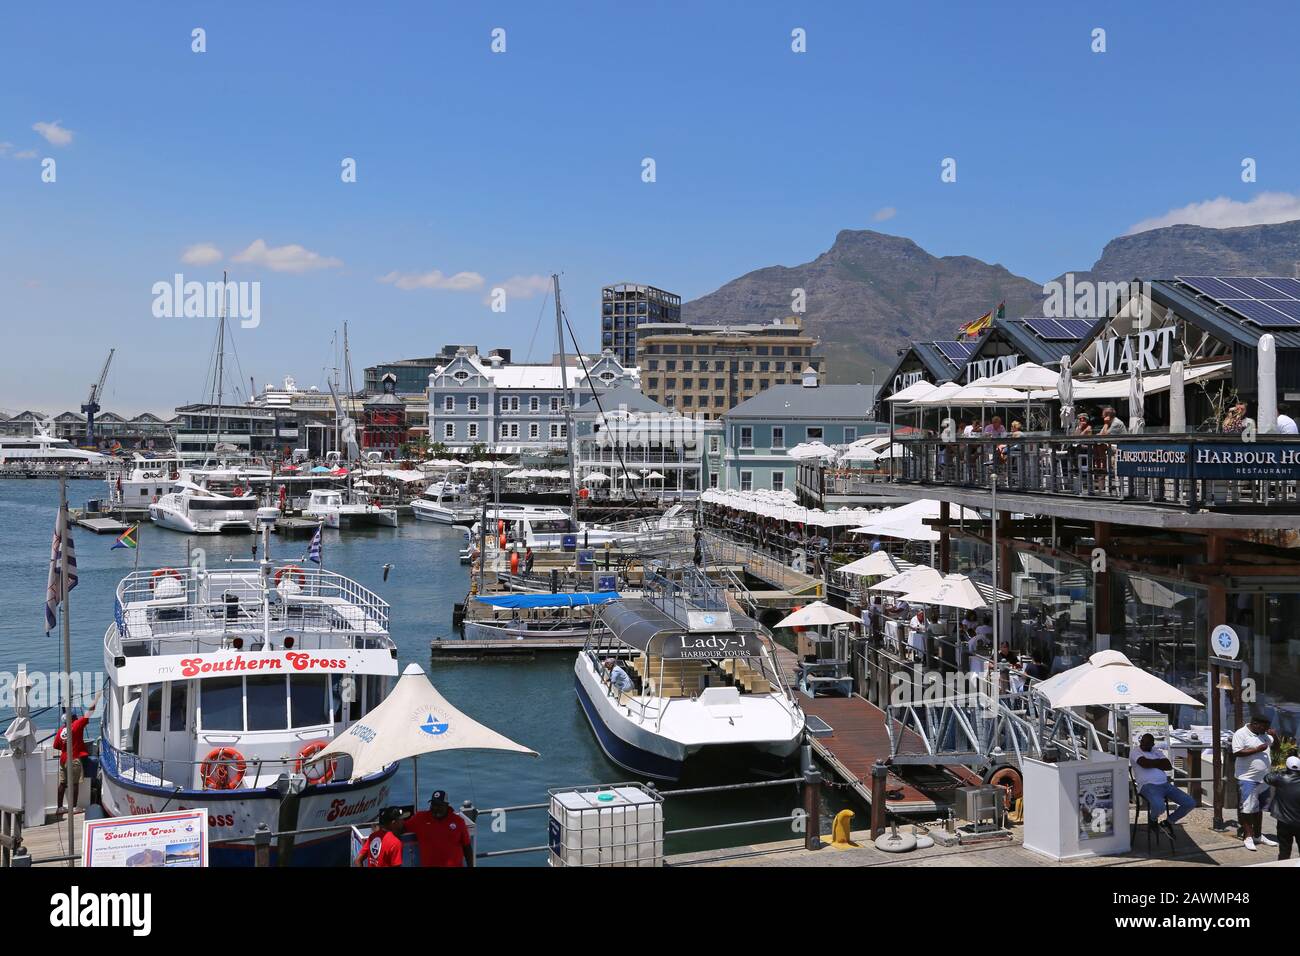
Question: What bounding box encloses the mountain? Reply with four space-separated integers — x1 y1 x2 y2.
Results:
681 229 1042 385
683 220 1300 385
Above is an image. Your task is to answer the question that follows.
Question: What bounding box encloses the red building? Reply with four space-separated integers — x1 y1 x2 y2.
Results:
361 373 409 458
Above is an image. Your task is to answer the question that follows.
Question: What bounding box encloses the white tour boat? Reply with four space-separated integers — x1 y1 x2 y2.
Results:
0 425 109 467
149 480 267 534
97 524 400 865
301 488 399 529
107 454 186 506
575 567 804 781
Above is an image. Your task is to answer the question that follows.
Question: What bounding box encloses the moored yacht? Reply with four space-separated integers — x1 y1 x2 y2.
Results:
107 453 186 506
0 426 109 467
97 537 400 865
149 480 266 534
302 488 399 529
410 480 477 525
575 566 804 781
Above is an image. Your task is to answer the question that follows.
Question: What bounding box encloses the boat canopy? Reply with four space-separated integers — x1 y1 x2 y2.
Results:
473 591 621 609
597 598 765 659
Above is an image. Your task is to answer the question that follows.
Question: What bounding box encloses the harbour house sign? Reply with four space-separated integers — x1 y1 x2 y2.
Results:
1117 442 1300 481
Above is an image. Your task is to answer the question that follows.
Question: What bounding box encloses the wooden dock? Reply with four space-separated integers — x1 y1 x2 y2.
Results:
14 811 83 867
72 516 131 534
798 694 980 816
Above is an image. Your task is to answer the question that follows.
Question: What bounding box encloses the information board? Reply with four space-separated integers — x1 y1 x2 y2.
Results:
83 809 208 867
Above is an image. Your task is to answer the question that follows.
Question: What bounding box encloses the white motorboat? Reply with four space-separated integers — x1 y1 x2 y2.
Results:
149 480 267 534
301 488 398 529
464 591 619 641
0 425 109 467
97 532 399 865
107 454 186 506
574 567 803 781
410 480 477 525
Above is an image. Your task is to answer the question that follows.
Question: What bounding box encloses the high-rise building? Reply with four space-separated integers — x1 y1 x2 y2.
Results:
600 283 682 366
636 316 824 419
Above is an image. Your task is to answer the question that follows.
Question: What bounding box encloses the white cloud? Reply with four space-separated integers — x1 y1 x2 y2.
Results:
32 120 73 147
181 243 223 266
1127 192 1300 234
872 206 897 222
232 239 342 273
13 149 36 160
378 269 485 292
490 274 551 300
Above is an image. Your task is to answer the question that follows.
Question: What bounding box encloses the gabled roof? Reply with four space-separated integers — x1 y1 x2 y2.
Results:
576 384 669 415
726 384 874 420
987 318 1090 367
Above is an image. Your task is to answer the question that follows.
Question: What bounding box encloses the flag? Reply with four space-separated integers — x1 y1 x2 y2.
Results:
995 300 1005 320
308 524 323 564
111 524 138 550
44 504 79 634
959 310 992 338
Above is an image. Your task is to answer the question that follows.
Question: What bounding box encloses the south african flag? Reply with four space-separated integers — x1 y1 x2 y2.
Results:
111 524 138 550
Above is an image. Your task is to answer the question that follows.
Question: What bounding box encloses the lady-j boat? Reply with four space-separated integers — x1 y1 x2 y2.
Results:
97 523 399 866
466 591 620 641
575 567 804 781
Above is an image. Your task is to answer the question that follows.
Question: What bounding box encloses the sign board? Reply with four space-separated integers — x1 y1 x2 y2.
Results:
1211 624 1241 660
1076 771 1114 842
594 573 617 592
1116 443 1300 481
84 809 208 867
964 353 1021 384
1128 710 1171 747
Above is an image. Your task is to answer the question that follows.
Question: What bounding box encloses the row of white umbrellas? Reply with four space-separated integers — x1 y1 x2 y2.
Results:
506 468 570 480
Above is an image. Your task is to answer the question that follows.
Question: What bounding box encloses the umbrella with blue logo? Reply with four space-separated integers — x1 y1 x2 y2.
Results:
308 663 537 787
1034 650 1200 709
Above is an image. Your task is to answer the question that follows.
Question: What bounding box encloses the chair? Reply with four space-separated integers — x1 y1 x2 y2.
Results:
1129 771 1177 853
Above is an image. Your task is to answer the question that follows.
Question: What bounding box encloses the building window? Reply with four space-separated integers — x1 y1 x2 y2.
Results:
772 471 785 492
550 396 560 412
530 396 540 412
709 472 719 489
771 426 784 449
740 470 753 492
500 397 519 412
549 423 567 439
443 423 455 439
500 423 519 439
529 423 539 439
709 436 720 454
844 427 857 443
468 423 478 439
467 396 478 412
807 426 823 441
739 426 753 449
453 370 469 382
443 396 454 412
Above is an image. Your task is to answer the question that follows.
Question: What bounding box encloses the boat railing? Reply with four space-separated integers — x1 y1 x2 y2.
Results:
99 738 355 792
641 568 729 625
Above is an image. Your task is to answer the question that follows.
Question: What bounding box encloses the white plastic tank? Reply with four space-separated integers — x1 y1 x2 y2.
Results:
548 785 664 867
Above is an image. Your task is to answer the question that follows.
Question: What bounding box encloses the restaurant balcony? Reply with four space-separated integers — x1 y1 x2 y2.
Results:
835 435 1300 529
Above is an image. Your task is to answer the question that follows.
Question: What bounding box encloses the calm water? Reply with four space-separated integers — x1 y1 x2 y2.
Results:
0 478 848 864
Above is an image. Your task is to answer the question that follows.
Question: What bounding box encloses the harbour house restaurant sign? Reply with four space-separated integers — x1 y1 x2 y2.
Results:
1117 442 1300 480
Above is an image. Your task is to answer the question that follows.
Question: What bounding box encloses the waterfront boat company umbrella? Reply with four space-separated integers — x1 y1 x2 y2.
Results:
1057 356 1074 431
775 601 862 629
309 663 537 782
1128 364 1145 433
869 564 943 594
899 573 988 610
1034 650 1200 709
1168 360 1186 433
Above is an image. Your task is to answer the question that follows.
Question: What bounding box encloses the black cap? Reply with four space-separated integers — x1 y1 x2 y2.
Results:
378 806 403 826
429 789 448 805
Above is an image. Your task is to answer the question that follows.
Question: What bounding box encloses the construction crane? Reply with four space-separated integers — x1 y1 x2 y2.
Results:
81 348 116 447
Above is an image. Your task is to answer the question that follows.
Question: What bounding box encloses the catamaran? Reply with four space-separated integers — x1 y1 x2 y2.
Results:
575 566 804 781
97 517 400 865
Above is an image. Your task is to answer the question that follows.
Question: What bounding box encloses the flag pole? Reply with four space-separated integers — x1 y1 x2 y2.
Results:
59 470 75 865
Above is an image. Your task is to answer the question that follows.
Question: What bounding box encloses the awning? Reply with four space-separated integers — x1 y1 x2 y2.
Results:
597 599 764 658
1031 360 1230 401
474 591 621 609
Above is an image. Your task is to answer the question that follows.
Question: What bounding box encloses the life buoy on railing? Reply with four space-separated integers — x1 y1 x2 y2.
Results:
274 565 307 587
497 519 505 535
150 567 182 590
296 741 336 785
170 470 179 480
201 747 247 790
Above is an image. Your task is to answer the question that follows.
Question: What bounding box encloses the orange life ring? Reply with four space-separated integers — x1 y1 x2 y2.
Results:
510 551 520 574
296 741 336 785
150 568 182 590
497 519 505 535
274 565 307 587
201 747 247 790
984 765 1023 805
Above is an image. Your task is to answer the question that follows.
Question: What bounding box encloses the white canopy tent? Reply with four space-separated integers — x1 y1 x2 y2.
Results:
775 601 862 629
1034 650 1200 709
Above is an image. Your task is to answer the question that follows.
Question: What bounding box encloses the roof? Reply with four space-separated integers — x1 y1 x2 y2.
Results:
576 384 669 414
989 317 1091 367
1153 278 1300 350
883 339 979 388
726 383 874 421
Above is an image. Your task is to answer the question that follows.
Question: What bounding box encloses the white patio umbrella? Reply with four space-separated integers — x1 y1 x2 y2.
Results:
582 472 610 484
1258 333 1278 433
787 440 837 461
1128 365 1145 433
644 470 665 481
869 564 943 594
309 663 537 788
1034 650 1200 709
1057 356 1074 431
837 551 907 578
1168 360 1186 434
899 573 987 610
775 601 862 629
851 517 940 542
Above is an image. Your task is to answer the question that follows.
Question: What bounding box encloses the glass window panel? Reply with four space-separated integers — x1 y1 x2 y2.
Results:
200 677 245 730
246 676 288 731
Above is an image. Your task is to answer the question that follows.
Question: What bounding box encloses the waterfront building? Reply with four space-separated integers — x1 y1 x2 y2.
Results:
601 282 682 366
1 409 179 449
173 402 300 460
572 384 723 496
957 316 1094 384
882 339 979 399
637 315 823 419
722 374 881 493
361 373 410 458
426 347 637 456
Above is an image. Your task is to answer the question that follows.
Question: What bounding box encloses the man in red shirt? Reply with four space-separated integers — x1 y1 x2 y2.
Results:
405 790 473 867
356 807 405 867
54 690 101 818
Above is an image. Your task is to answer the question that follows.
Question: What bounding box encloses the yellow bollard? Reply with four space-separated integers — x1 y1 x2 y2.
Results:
829 809 859 849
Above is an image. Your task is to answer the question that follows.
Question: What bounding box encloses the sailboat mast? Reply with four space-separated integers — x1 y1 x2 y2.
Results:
553 274 578 528
215 269 227 457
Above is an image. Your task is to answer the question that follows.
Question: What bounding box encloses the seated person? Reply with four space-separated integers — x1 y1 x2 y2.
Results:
1130 732 1197 834
996 642 1020 666
603 657 636 695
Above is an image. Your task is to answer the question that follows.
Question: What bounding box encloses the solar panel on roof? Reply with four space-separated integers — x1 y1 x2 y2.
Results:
1024 318 1084 341
934 341 975 364
1058 318 1094 338
1177 276 1300 329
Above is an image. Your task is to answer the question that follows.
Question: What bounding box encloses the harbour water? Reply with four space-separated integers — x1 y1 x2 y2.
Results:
0 479 842 865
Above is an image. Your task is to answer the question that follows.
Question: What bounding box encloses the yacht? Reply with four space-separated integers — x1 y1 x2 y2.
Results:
410 480 477 525
149 480 265 534
0 426 109 467
107 454 186 506
302 488 398 529
97 527 399 865
575 566 804 781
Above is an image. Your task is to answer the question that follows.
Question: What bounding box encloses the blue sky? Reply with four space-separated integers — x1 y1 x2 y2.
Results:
3 1 1299 411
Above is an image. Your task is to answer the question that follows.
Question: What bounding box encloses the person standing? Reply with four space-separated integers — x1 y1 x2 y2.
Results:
54 689 101 818
356 807 406 867
1265 755 1300 860
1232 713 1278 851
406 790 474 867
524 546 535 575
